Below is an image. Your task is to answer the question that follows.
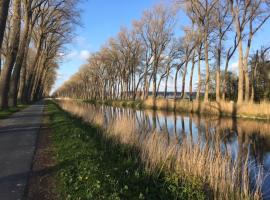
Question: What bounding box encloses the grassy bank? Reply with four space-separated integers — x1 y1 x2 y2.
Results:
48 101 207 199
0 104 28 119
85 98 270 120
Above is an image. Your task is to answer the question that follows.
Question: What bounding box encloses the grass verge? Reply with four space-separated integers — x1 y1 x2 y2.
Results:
47 100 207 199
0 104 28 119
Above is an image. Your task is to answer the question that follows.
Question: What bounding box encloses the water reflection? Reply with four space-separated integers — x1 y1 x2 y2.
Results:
71 102 270 198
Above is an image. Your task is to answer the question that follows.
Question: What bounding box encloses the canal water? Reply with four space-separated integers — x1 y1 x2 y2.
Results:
60 100 270 199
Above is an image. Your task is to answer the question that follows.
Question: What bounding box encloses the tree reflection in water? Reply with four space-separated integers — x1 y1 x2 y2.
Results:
59 100 270 198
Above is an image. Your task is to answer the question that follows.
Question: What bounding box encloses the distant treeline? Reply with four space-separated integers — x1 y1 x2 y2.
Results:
54 0 270 105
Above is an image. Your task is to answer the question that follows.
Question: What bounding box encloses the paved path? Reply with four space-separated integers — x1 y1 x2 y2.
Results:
0 101 44 200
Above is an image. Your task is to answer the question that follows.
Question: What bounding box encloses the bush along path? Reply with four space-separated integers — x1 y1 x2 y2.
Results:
48 101 207 200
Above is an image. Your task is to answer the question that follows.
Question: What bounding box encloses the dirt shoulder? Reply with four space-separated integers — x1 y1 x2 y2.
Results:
25 107 58 200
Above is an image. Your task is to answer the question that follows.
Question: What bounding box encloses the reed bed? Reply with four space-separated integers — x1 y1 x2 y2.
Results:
56 99 263 199
111 97 270 120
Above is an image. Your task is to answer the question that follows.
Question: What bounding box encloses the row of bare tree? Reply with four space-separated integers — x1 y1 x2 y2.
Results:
54 0 270 104
0 0 79 109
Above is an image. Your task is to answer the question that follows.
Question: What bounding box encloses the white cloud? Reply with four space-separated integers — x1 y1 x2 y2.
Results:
79 50 90 60
73 36 92 49
228 62 238 73
65 50 79 60
58 52 65 57
64 50 90 61
56 72 65 80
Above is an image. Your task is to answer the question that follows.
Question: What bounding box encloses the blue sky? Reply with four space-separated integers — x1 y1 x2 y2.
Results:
53 0 270 92
54 0 160 91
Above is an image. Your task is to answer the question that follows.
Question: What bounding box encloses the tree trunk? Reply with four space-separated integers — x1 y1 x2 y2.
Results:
180 61 188 99
157 75 164 95
196 49 201 102
230 2 244 104
164 63 170 98
30 51 44 101
132 66 136 100
251 50 258 102
237 40 244 104
216 40 221 102
152 64 157 107
23 36 43 103
0 0 21 109
19 56 28 102
0 0 11 54
244 70 250 101
174 68 179 101
34 63 48 101
32 58 46 101
222 52 230 100
204 38 210 102
143 64 148 100
120 80 123 100
189 53 195 101
125 78 129 99
244 28 253 102
10 11 32 107
135 75 143 99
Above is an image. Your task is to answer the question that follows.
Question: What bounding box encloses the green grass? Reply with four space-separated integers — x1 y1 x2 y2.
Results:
0 104 28 119
47 101 207 200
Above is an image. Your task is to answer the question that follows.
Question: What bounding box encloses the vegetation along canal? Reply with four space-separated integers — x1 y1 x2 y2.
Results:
57 99 270 199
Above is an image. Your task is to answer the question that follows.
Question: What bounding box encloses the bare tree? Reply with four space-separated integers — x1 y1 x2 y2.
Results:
163 38 182 98
196 42 203 101
134 4 175 106
22 0 78 103
221 34 238 100
183 0 217 102
189 51 196 101
213 0 232 101
10 0 45 106
0 0 11 69
180 26 196 99
228 0 270 103
0 0 21 109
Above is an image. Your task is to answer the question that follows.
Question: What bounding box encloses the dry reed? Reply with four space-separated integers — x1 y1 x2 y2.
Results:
56 99 263 200
143 98 270 120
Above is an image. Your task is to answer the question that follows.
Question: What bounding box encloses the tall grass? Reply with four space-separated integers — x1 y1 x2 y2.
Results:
57 99 263 199
145 98 270 119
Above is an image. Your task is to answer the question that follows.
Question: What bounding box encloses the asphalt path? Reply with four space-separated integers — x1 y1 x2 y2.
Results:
0 101 44 200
